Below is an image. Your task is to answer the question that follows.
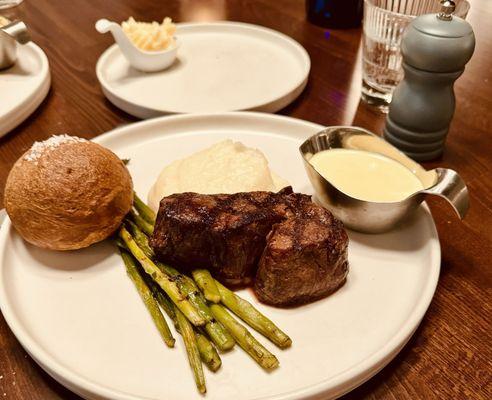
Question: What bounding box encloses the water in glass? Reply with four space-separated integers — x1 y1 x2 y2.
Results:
361 0 469 111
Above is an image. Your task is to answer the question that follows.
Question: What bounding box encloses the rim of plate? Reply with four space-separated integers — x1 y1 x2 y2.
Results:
0 43 51 138
0 112 440 400
95 21 311 115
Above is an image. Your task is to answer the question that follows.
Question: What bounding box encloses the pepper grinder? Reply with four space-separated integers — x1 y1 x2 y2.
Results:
383 0 475 161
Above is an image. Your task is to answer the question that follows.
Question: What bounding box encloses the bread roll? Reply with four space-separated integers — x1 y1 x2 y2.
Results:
4 135 133 250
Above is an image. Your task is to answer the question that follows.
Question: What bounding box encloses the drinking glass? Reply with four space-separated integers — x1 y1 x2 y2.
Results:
361 0 469 111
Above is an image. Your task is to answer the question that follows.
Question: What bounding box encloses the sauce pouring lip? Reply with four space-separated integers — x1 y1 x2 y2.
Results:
299 126 469 234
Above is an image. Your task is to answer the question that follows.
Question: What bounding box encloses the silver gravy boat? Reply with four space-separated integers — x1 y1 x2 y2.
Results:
300 126 469 234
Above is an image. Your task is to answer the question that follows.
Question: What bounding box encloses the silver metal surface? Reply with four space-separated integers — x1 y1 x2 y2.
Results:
0 20 31 70
438 0 456 21
421 168 469 219
299 126 469 234
0 209 6 226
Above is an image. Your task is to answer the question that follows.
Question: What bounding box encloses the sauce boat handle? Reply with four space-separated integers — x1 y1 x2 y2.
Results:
421 168 469 219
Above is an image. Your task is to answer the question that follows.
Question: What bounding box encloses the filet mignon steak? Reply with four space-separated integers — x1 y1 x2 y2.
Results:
254 193 349 306
150 188 349 306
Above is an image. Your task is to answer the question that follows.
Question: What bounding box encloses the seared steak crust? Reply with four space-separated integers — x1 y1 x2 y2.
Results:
151 187 348 306
254 193 348 306
151 188 292 285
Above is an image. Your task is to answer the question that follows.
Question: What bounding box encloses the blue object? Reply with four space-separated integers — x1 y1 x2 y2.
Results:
306 0 362 29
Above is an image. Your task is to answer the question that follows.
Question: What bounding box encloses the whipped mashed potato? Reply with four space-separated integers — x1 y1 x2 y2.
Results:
122 17 176 52
148 140 289 211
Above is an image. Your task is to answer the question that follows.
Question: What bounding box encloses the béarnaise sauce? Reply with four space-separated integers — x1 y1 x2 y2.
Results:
309 149 423 202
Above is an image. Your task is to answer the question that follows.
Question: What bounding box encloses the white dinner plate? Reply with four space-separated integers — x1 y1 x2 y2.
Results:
0 112 440 400
0 43 50 138
96 22 310 118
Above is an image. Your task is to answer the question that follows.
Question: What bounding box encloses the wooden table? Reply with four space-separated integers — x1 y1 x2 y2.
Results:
0 0 490 398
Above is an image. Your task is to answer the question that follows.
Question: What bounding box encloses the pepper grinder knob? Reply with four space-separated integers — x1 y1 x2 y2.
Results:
438 0 455 20
383 0 475 161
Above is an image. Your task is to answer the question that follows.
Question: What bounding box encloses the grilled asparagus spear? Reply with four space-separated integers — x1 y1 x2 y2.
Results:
192 269 221 303
119 249 175 347
142 271 222 372
126 219 235 351
119 226 205 327
210 304 279 370
195 331 222 372
129 209 154 236
175 306 207 394
133 191 156 224
215 280 291 349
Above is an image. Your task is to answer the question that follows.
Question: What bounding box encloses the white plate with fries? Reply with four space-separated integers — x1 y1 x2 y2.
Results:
0 113 440 400
96 22 310 118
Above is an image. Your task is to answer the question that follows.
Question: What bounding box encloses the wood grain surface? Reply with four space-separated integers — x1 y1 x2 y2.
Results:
0 0 491 399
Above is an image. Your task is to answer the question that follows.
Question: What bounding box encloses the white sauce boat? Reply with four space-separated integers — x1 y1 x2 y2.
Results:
95 18 179 73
